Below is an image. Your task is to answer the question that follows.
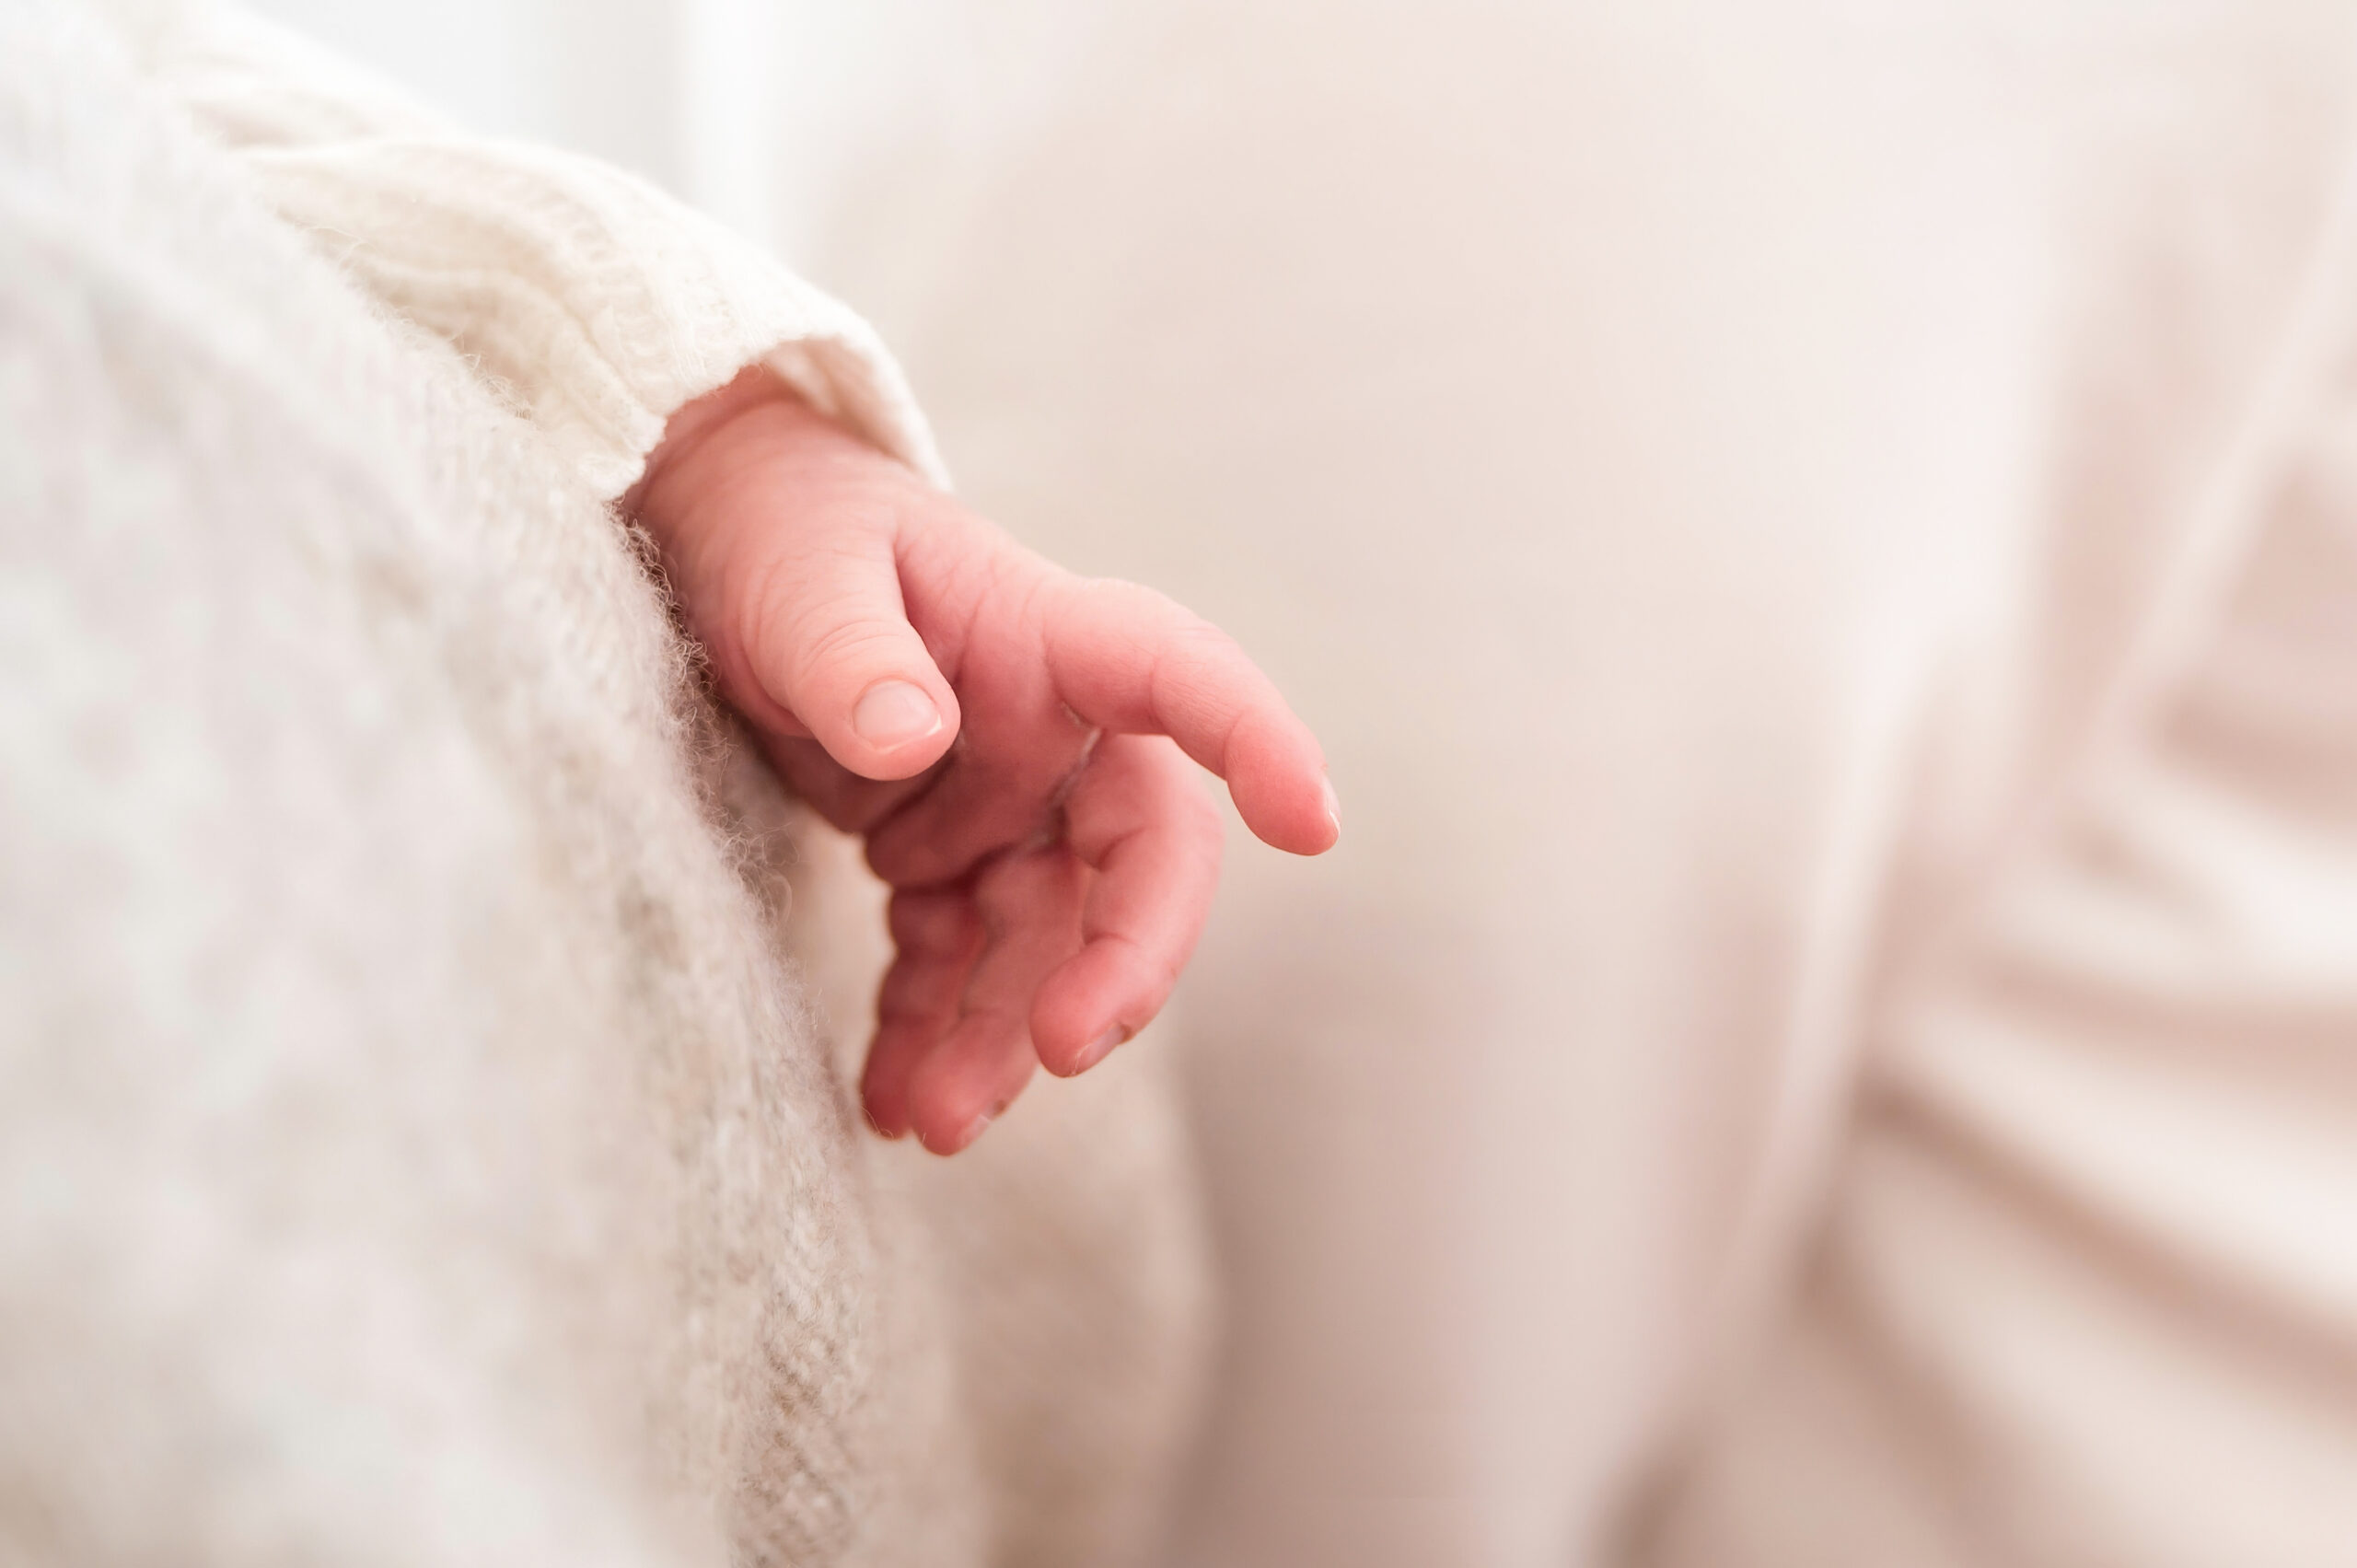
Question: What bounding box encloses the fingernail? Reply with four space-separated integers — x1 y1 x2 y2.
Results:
952 1108 996 1152
853 679 944 749
1073 1025 1127 1074
1319 774 1341 838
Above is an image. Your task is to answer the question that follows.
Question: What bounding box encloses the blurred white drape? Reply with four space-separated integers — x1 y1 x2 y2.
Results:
247 0 1120 267
245 0 796 249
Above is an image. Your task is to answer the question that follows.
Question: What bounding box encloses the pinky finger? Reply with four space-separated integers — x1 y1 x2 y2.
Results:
861 886 983 1139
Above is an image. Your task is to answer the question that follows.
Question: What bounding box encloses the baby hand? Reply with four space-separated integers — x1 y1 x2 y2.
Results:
628 369 1338 1154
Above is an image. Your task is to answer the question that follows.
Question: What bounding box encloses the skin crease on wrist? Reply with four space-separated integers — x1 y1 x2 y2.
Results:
625 367 1340 1155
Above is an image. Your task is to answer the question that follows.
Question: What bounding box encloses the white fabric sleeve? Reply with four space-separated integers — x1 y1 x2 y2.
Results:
92 0 946 499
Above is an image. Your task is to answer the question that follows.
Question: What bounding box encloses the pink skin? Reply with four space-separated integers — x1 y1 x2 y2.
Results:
628 368 1339 1155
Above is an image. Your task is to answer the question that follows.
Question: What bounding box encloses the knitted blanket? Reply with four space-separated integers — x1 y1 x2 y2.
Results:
0 4 1207 1562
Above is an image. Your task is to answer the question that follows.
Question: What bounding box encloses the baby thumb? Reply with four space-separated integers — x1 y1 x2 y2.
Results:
745 541 960 782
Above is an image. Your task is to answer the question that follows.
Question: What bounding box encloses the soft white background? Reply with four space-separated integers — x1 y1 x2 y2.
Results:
249 0 1124 268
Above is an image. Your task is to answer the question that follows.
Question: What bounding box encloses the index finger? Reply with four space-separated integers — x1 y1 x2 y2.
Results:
1040 576 1339 855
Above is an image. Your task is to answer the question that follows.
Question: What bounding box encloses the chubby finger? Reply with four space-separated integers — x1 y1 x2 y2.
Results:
1040 576 1339 855
902 846 1086 1155
861 887 984 1139
631 375 963 782
1030 736 1223 1074
738 526 962 783
860 703 1097 889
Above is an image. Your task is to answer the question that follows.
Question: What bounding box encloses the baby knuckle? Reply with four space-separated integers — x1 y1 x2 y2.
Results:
786 616 913 691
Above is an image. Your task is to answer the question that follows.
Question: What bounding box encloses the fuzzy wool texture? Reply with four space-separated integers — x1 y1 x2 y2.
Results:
0 2 1209 1562
98 0 946 501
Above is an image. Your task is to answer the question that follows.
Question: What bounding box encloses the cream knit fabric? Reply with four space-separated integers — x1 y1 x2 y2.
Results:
98 0 944 502
0 2 1207 1562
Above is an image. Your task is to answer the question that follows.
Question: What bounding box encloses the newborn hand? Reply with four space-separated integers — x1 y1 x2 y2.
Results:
628 369 1338 1154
